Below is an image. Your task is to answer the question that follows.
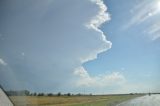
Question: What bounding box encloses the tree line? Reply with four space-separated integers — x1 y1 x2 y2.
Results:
6 90 92 96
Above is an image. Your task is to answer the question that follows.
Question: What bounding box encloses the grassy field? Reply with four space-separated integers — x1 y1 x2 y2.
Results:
10 94 143 106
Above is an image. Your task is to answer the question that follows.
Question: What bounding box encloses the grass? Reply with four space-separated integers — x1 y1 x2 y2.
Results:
10 94 143 106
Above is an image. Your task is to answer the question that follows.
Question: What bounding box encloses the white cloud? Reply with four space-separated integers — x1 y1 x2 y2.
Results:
88 0 110 29
124 0 160 40
146 23 160 40
2 0 155 94
74 67 156 94
0 0 113 92
74 67 126 88
0 58 7 66
125 0 158 28
80 0 112 63
74 67 96 87
71 0 119 91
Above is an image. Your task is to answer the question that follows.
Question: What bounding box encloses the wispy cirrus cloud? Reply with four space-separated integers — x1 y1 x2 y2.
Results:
124 0 160 40
145 21 160 40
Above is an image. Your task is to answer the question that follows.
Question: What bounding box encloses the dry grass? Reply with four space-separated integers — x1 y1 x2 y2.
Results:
10 95 142 106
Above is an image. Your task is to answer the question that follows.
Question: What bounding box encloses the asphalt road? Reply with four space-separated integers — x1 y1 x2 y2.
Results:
117 94 160 106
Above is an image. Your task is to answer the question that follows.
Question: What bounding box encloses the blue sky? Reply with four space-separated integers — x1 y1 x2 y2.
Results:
84 0 160 92
85 0 160 92
0 0 160 94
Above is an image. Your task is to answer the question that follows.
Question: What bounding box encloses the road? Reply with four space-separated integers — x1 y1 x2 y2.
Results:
117 94 160 106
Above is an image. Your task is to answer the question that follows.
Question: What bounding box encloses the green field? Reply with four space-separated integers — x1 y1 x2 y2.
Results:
10 95 142 106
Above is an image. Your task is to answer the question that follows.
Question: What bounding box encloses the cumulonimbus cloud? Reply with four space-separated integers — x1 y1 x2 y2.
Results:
81 0 112 63
73 0 125 89
0 0 117 92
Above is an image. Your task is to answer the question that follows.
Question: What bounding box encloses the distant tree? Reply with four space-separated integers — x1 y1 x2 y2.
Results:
24 90 30 96
33 92 37 96
30 93 33 96
6 90 31 96
77 93 81 96
67 93 71 96
47 93 53 96
37 93 40 96
41 93 44 96
57 92 61 96
38 93 44 96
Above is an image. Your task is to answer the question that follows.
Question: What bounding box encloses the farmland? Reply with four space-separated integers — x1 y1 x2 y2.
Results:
10 94 142 106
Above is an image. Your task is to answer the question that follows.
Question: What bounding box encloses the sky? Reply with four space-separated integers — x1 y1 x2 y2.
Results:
0 0 160 94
